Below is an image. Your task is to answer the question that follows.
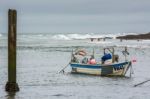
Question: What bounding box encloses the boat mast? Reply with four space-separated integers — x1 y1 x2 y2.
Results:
112 47 115 63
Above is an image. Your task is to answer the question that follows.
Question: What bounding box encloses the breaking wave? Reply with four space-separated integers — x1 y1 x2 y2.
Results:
50 33 127 40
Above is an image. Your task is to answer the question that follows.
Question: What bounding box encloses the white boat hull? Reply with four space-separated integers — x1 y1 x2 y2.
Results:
71 61 131 76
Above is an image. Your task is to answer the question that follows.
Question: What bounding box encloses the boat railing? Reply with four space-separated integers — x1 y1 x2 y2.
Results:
71 46 130 64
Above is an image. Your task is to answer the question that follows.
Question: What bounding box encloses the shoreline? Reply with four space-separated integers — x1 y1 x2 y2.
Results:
116 32 150 40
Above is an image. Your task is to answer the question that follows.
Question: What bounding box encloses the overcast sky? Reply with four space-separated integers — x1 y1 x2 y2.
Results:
0 0 150 33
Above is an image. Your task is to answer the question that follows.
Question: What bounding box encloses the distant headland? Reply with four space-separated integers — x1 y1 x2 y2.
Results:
116 32 150 40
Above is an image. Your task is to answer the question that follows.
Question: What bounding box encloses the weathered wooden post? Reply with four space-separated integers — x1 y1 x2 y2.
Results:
5 9 19 92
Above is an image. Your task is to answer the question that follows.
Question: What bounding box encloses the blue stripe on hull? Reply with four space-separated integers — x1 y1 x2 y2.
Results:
71 64 101 69
70 61 129 69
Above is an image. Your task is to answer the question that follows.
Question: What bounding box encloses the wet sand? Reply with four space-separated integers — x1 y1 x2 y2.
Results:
0 46 150 99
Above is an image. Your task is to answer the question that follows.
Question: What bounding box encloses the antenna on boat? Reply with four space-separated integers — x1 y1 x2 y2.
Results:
125 47 127 61
122 47 129 61
71 49 73 62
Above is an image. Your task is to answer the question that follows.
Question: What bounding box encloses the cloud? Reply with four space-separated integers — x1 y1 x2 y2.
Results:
0 0 150 33
1 0 150 14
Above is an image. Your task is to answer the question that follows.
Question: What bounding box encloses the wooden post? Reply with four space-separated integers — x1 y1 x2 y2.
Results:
5 9 19 92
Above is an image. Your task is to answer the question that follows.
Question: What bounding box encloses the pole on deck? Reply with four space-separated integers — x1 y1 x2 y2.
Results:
5 9 19 92
112 48 115 63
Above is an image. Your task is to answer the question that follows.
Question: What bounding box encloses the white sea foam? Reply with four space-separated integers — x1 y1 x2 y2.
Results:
88 41 112 44
51 34 71 40
67 34 91 40
50 33 122 40
0 33 149 49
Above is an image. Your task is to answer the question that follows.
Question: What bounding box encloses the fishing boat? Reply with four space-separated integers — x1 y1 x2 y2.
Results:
69 47 132 76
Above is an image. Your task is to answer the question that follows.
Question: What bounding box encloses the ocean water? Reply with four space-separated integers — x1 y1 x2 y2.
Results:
0 33 150 99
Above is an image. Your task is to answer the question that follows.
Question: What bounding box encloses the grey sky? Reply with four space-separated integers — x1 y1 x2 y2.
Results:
0 0 150 33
